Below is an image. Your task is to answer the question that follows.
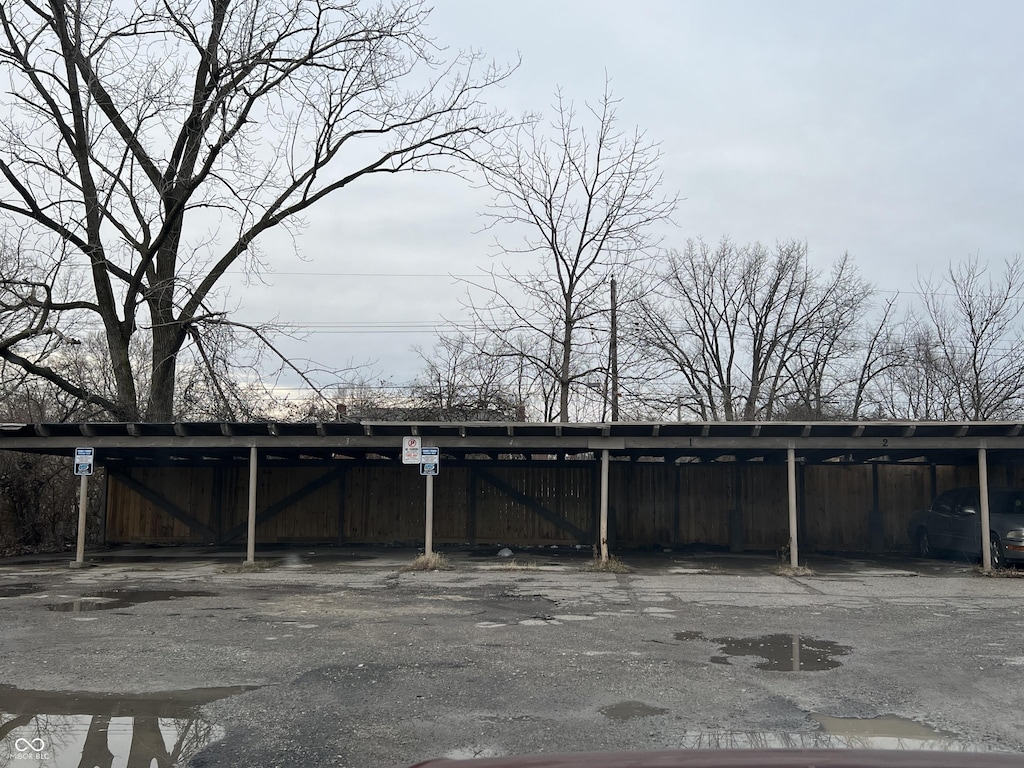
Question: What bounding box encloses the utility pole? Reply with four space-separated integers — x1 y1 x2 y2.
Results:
610 277 619 421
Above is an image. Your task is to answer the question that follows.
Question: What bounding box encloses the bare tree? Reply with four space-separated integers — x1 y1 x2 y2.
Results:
0 0 514 420
461 83 677 422
845 295 908 420
910 255 1024 420
874 324 951 420
639 238 873 421
410 333 525 420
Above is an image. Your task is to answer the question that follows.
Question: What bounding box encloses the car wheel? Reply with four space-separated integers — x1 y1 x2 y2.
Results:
989 534 1005 570
916 529 932 559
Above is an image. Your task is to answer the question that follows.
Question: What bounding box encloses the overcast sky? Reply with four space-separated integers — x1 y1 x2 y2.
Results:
226 0 1024 394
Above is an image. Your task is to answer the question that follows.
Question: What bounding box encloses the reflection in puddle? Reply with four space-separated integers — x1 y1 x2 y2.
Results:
444 746 504 759
669 728 987 751
812 713 961 748
0 685 254 767
48 589 214 612
0 583 40 598
600 701 669 720
675 631 850 671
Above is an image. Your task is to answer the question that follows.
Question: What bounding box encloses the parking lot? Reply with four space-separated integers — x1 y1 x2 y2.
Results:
1 547 1022 767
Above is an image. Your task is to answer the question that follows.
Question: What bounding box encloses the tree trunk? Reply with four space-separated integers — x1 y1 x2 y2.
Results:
559 308 573 423
144 209 185 421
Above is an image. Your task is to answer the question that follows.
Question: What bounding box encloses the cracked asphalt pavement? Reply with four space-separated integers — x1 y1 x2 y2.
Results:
1 549 1023 767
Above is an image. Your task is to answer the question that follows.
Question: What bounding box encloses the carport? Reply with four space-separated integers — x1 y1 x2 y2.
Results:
0 420 1021 570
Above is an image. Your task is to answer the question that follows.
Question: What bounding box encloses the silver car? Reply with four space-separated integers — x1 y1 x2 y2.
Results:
908 487 1024 568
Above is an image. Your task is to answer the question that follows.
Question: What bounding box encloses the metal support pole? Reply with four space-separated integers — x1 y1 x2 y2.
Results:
73 473 88 567
599 449 610 562
979 445 992 571
787 447 799 568
246 446 258 564
610 277 619 422
425 473 434 555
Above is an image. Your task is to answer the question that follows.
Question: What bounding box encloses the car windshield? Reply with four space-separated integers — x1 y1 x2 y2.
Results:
991 490 1024 516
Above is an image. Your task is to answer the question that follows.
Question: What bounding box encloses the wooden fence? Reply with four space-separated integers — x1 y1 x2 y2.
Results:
103 459 1014 552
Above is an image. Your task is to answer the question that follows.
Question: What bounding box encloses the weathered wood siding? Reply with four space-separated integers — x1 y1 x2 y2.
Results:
340 466 472 543
471 466 592 545
802 465 873 551
106 468 218 543
741 466 791 551
104 461 1017 552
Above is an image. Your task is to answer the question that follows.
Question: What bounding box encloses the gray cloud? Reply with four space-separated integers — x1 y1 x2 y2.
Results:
224 0 1024 387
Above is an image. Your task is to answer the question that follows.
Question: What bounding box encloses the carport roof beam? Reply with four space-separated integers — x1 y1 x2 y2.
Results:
1 420 1023 467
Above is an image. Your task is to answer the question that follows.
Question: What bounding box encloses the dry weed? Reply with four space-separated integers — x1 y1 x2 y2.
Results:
774 564 815 577
402 551 452 572
491 558 539 571
582 553 632 573
974 564 1024 578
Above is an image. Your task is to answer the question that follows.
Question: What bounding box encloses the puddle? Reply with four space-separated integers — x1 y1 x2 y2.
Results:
48 589 214 612
675 631 850 671
444 746 504 759
673 631 705 641
811 713 964 748
599 701 669 720
0 583 40 598
667 728 988 751
0 685 254 766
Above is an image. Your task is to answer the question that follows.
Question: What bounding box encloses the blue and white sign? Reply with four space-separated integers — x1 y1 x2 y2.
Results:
419 446 439 476
74 447 94 476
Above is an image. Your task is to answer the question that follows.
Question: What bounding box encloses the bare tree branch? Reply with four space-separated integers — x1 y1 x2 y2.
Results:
0 0 518 420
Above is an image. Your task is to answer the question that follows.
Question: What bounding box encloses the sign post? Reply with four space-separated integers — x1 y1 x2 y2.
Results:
72 448 94 568
420 447 439 554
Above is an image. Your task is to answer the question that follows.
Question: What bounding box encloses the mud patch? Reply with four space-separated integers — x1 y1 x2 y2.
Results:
599 701 669 720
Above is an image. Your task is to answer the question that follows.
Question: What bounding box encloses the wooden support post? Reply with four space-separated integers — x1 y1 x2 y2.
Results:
979 445 992 571
246 446 258 564
869 463 884 553
97 469 108 547
73 473 88 567
336 467 347 546
425 473 434 555
797 463 807 555
729 469 744 553
600 449 610 562
673 463 682 546
212 468 224 545
467 468 478 545
787 447 799 568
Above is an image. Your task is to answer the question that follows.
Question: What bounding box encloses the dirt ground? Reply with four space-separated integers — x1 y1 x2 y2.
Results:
1 547 1023 767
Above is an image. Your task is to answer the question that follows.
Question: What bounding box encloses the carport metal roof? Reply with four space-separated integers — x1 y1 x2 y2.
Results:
0 420 1022 466
7 419 1017 573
